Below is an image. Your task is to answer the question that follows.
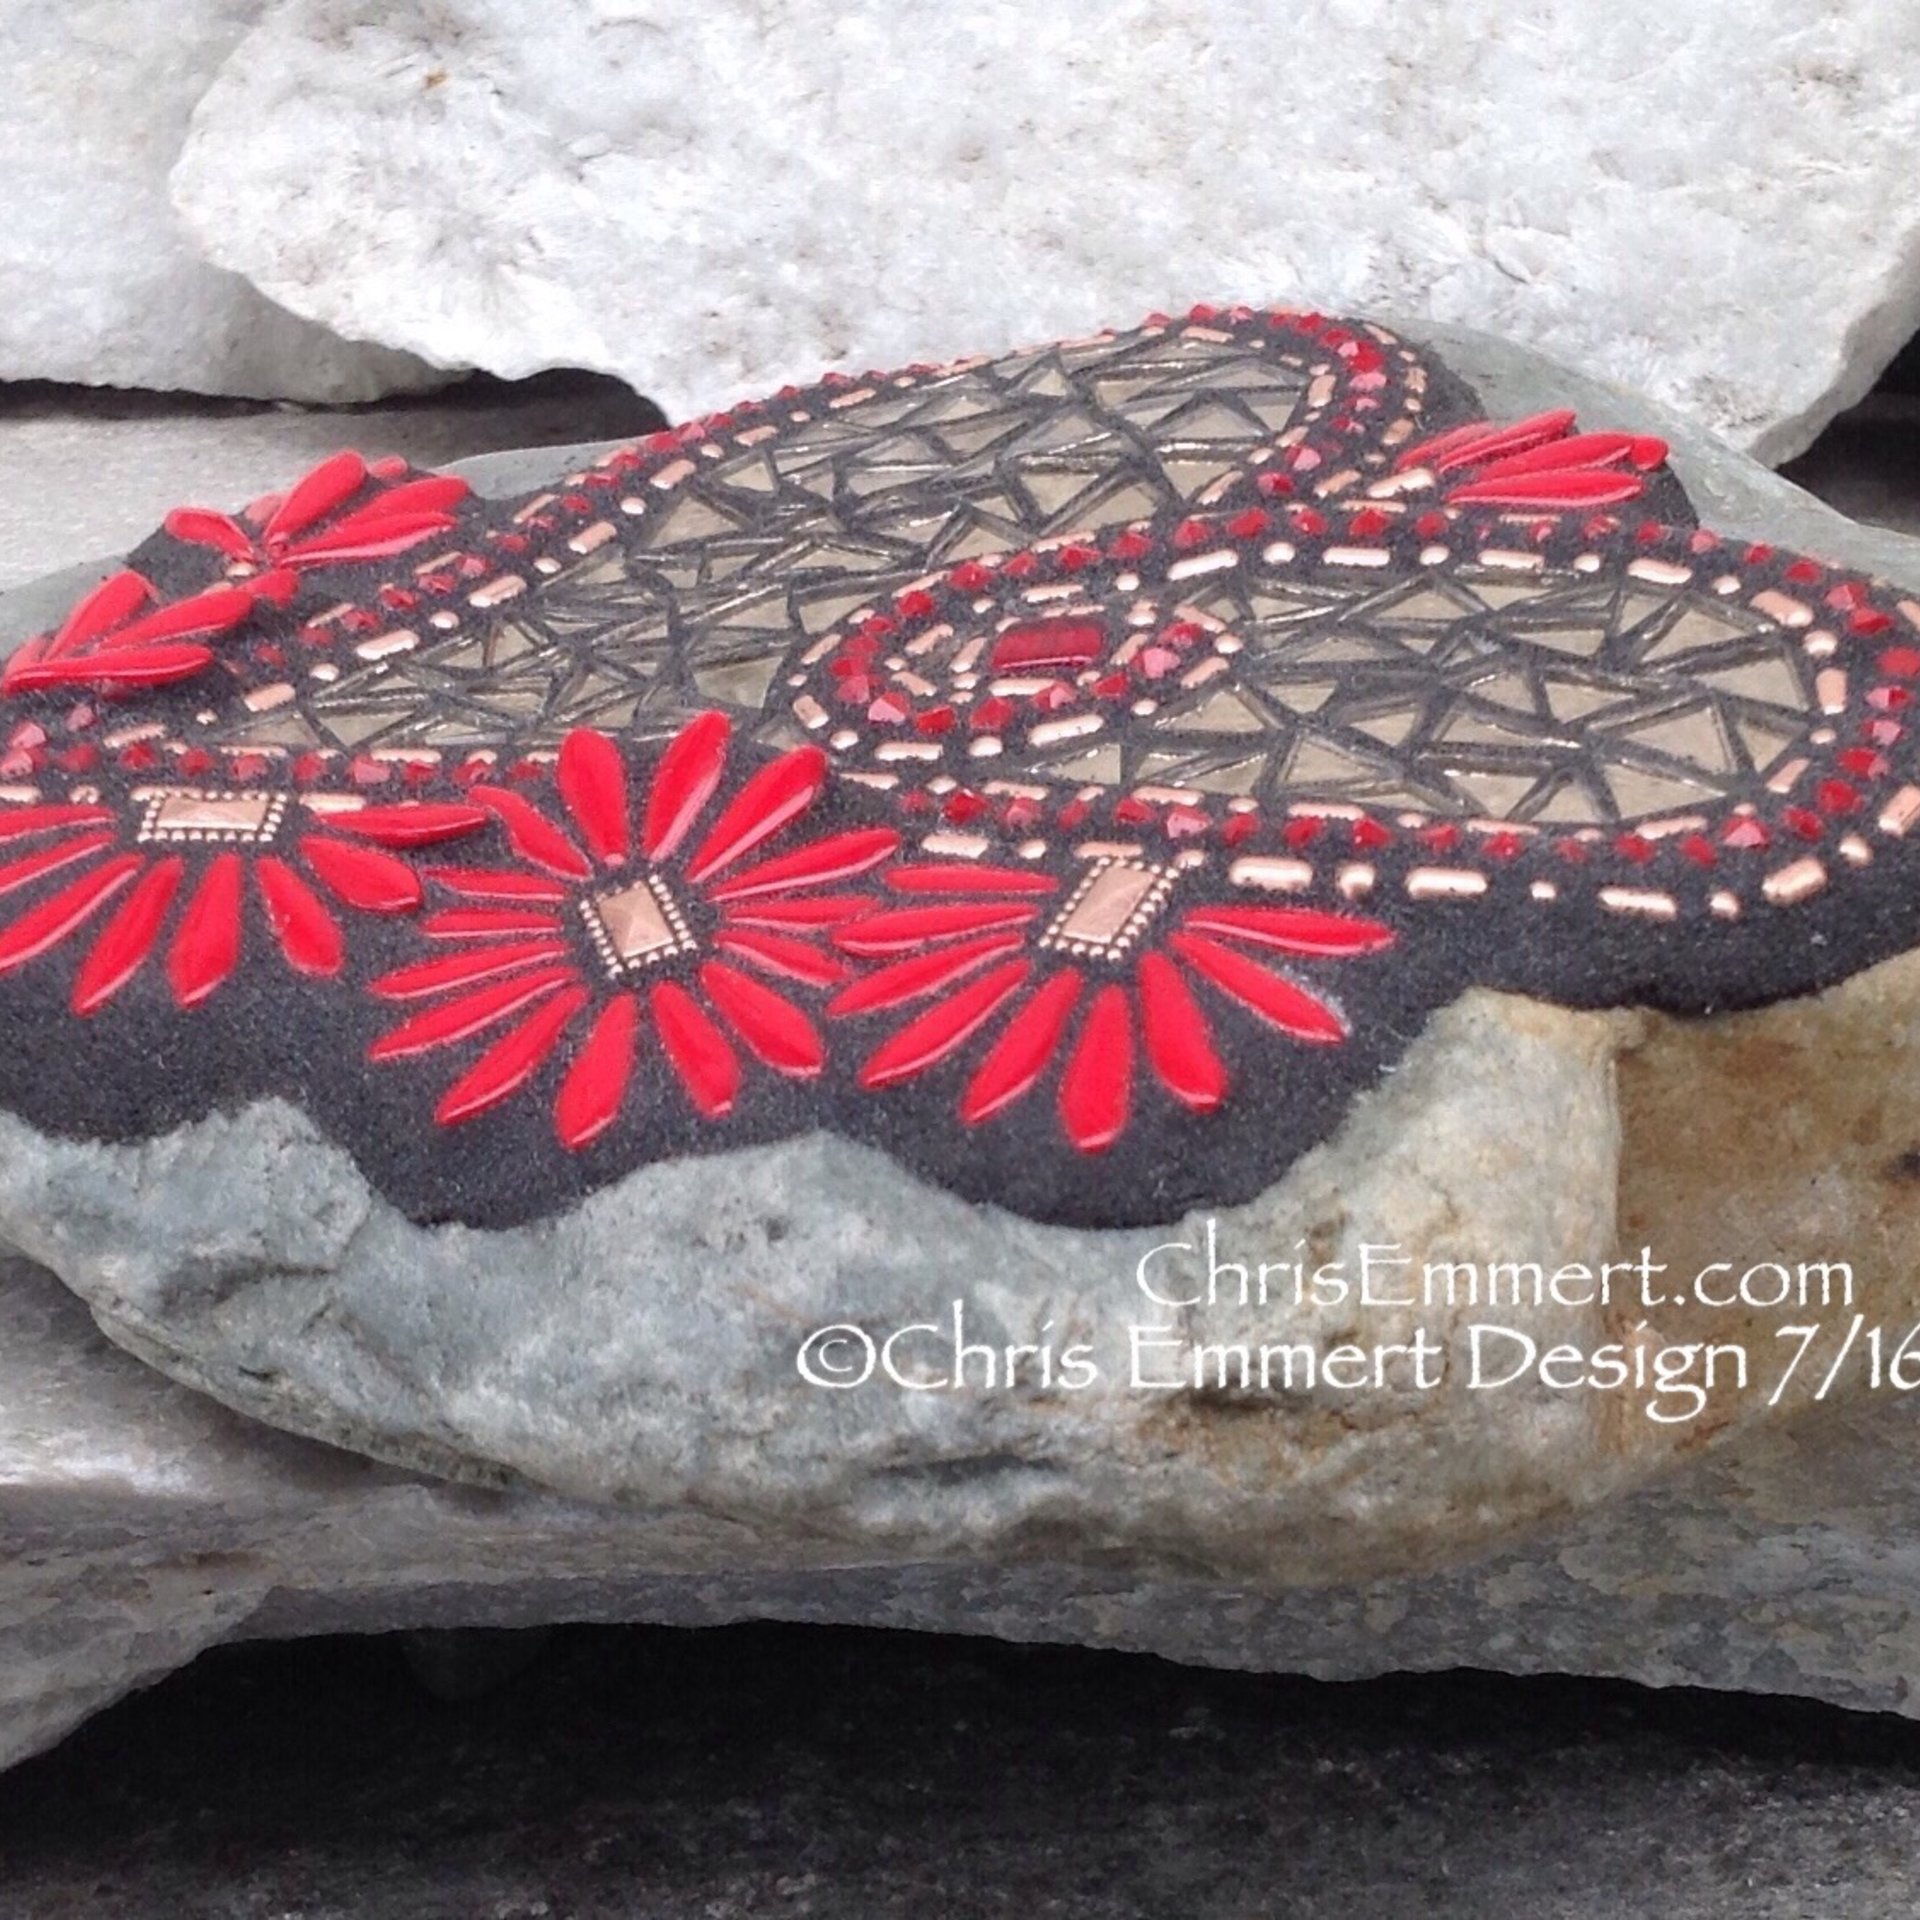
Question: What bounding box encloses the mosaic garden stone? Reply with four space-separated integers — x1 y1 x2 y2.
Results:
0 307 1911 1229
13 312 1920 1768
2 304 1920 1532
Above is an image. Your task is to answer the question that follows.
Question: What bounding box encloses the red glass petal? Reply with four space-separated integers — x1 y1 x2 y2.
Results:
858 958 1032 1091
371 938 569 1000
700 960 826 1078
111 583 257 648
883 865 1059 897
369 965 575 1061
651 979 741 1118
435 986 589 1128
263 449 367 543
0 854 141 975
423 867 569 904
1137 951 1226 1112
162 508 256 560
279 514 464 567
3 643 216 694
255 856 345 977
471 785 592 880
1169 932 1348 1043
421 906 564 940
1180 904 1395 958
1464 432 1637 481
359 473 470 518
684 746 827 883
1058 983 1134 1153
554 991 640 1148
712 927 847 987
1426 409 1576 475
558 728 630 865
0 830 114 899
301 834 423 913
1445 470 1646 508
166 853 243 1008
250 567 301 608
959 967 1083 1124
51 571 153 651
719 893 875 930
71 857 184 1014
326 803 490 847
828 931 1027 1016
834 900 1040 956
642 710 731 861
0 804 114 843
703 826 900 904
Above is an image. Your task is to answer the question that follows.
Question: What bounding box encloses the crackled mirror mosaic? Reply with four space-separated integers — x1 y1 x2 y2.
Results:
0 306 1916 1227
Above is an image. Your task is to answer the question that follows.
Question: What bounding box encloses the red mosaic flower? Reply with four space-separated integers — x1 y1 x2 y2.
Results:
0 789 484 1010
825 859 1395 1153
369 717 900 1143
1395 409 1669 509
0 569 260 696
164 449 471 591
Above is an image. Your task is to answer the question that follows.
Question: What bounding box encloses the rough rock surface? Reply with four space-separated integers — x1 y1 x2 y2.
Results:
10 324 1920 1766
172 0 1920 460
0 1 440 399
12 1157 1920 1784
0 373 664 595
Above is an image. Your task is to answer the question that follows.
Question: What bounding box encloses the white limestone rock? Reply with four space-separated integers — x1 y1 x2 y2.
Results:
0 1 441 400
172 0 1920 460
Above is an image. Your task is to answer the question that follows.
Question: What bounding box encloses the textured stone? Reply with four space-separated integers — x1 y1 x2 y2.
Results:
0 1 439 400
9 325 1920 1769
172 0 1920 460
0 374 664 596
